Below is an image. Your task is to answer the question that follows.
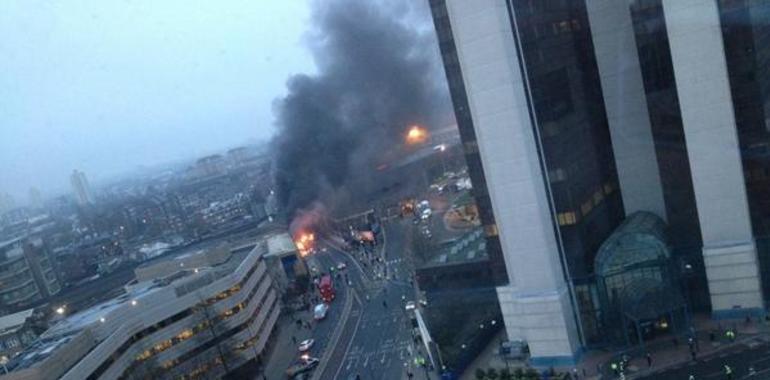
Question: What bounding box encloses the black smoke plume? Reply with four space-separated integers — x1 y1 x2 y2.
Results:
271 0 451 219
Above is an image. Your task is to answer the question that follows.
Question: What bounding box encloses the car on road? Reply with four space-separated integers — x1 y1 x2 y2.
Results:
285 357 320 378
297 338 314 352
405 301 416 310
337 262 347 270
313 303 329 320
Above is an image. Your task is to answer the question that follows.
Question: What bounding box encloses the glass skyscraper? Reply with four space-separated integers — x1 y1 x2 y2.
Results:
431 0 770 364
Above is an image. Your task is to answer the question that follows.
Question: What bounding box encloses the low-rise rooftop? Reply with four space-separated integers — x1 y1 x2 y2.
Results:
5 236 266 374
427 228 488 266
0 309 34 336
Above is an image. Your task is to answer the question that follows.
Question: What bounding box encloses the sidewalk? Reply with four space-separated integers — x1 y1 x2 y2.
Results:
459 313 770 380
602 314 770 379
261 309 315 380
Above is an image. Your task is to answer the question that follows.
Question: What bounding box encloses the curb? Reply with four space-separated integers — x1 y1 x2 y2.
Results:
311 287 354 380
621 334 767 379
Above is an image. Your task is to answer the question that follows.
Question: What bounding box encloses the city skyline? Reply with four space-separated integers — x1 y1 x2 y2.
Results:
6 0 770 379
0 1 314 200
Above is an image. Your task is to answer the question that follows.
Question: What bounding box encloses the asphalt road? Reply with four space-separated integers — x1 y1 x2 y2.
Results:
637 336 770 380
271 191 458 380
317 222 431 380
261 251 349 380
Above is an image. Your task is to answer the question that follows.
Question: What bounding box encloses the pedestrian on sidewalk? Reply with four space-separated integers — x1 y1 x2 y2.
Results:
572 367 579 379
724 364 733 380
291 335 296 344
646 352 652 368
726 329 736 342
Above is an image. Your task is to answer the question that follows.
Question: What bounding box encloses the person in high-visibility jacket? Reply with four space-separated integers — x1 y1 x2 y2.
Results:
724 364 733 380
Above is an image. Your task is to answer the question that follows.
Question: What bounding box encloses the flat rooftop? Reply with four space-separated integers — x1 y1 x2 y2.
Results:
137 229 260 270
265 232 297 258
0 309 34 336
6 235 265 373
427 228 488 266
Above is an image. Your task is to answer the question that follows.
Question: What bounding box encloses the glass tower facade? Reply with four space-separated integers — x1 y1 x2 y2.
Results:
719 0 770 301
508 0 626 344
433 0 770 355
430 0 511 287
629 0 710 311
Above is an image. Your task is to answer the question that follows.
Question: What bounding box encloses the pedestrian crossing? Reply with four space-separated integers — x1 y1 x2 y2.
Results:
342 339 412 371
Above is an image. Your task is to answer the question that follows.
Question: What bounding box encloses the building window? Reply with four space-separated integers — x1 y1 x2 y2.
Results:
175 328 193 341
463 141 479 154
593 189 604 205
581 199 594 216
549 168 567 182
557 212 578 226
483 224 499 237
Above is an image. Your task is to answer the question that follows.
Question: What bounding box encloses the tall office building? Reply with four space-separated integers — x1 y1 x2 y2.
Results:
0 237 61 312
28 188 43 210
431 0 770 364
0 193 15 214
70 169 93 206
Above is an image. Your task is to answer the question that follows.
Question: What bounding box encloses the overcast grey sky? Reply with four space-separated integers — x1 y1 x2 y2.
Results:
0 0 314 200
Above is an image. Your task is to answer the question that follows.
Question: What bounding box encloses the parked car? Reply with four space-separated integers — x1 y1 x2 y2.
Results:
285 357 320 378
298 338 314 352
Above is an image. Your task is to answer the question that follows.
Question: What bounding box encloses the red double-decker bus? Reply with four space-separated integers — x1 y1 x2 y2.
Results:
318 274 335 303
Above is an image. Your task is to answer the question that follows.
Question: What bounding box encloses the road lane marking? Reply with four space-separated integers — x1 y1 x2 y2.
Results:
752 355 770 365
332 291 365 380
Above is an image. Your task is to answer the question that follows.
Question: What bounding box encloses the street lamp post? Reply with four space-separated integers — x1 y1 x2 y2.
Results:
436 144 448 176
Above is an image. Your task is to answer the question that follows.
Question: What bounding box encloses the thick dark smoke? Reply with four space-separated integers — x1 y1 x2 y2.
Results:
272 0 451 219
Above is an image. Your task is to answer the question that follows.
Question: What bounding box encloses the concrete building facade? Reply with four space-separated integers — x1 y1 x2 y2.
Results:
70 170 93 206
0 309 37 360
1 241 279 380
431 0 770 364
0 238 60 312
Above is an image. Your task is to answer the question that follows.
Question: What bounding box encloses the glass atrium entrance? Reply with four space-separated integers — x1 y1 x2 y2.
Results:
594 212 688 348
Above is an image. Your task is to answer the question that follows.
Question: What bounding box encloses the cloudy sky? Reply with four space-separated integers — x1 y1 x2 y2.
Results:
0 0 314 200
